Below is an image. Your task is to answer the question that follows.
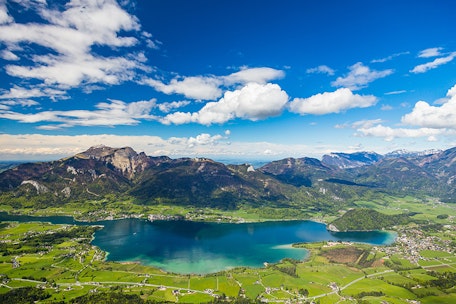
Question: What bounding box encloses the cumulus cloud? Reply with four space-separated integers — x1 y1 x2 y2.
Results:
161 83 289 125
288 88 377 115
356 124 447 142
401 84 456 128
142 67 285 100
143 76 223 100
0 0 149 94
169 133 225 148
410 52 456 74
331 62 393 90
224 67 285 84
418 47 443 58
352 85 456 142
306 65 335 76
0 98 157 128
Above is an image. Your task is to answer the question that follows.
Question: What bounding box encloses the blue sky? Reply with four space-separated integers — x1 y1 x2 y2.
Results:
0 0 455 161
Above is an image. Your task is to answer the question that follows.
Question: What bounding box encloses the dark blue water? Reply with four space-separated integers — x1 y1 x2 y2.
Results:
0 212 395 274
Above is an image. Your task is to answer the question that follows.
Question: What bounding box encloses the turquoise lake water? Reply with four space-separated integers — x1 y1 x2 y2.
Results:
0 213 396 274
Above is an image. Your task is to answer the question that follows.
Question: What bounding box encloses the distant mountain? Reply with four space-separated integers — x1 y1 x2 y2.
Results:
1 146 456 210
0 161 23 173
410 147 456 201
321 152 383 169
384 149 442 158
352 157 440 193
259 157 334 187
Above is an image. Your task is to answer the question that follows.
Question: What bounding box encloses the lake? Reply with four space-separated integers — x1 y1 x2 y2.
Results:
0 212 396 274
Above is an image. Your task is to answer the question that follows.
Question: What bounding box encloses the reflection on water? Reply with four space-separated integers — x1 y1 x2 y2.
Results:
0 212 395 274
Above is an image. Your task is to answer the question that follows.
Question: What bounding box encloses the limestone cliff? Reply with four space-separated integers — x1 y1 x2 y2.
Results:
77 145 152 179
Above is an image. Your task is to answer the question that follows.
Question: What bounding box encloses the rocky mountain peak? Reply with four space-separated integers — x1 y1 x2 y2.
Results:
77 146 150 179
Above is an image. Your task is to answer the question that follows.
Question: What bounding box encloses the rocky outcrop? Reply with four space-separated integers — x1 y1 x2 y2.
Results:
21 180 49 194
77 145 152 179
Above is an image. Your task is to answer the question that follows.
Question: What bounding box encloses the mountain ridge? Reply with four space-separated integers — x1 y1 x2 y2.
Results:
1 145 455 210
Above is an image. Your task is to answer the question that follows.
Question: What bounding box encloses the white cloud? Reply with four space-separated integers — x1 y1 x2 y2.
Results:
142 67 285 100
380 104 393 111
157 100 191 113
0 0 147 92
353 85 456 142
334 119 384 130
384 90 407 95
0 0 12 24
356 124 447 142
288 88 377 115
0 85 67 100
0 98 157 128
186 133 224 147
224 67 285 84
351 119 385 129
401 84 456 129
418 47 443 58
143 76 223 100
410 52 456 73
6 54 148 87
161 83 289 125
448 84 456 97
1 99 39 107
331 62 393 90
1 49 19 60
306 65 335 76
371 51 409 63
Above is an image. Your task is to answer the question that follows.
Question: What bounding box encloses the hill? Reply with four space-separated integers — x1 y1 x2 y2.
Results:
329 208 414 231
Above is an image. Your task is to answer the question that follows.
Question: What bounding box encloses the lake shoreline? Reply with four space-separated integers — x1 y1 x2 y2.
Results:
0 211 397 275
0 209 397 239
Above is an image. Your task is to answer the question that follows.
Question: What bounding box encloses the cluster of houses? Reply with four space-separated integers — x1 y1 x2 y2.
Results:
374 226 455 265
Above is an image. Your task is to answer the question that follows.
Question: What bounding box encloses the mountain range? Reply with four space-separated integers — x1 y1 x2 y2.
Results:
1 145 455 211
